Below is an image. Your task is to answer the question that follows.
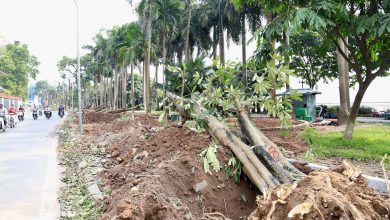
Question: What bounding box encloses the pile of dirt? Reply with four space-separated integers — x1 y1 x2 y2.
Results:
78 112 390 220
226 117 303 128
81 114 258 219
249 164 390 219
82 110 120 124
263 129 309 154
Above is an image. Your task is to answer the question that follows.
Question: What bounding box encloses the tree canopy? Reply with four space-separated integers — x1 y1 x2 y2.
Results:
0 42 40 99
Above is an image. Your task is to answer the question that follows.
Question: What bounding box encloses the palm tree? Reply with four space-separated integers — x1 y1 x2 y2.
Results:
117 23 143 112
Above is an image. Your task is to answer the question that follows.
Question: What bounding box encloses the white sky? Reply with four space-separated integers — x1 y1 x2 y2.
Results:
0 0 389 107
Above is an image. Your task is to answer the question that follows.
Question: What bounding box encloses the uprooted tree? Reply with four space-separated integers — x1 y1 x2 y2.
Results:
164 57 390 219
165 58 305 195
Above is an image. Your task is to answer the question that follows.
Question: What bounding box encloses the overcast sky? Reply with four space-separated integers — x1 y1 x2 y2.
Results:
0 0 389 107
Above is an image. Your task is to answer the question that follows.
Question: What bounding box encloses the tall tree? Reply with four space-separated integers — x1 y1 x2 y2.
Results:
0 42 40 99
266 0 390 139
289 31 337 89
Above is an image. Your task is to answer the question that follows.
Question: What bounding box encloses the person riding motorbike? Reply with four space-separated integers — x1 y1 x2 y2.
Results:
58 104 65 115
8 104 17 114
0 104 8 126
32 104 38 119
18 105 25 115
44 105 52 118
8 104 17 126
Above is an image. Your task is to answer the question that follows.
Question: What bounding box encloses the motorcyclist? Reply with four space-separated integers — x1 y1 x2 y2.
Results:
18 105 25 117
58 104 65 115
0 104 8 126
44 105 52 118
8 104 17 114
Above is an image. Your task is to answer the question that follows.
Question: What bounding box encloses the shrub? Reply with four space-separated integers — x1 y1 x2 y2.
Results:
327 105 340 113
358 106 374 114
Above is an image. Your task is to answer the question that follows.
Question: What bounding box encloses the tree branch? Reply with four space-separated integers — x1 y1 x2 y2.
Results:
356 34 372 75
330 37 363 85
374 51 390 77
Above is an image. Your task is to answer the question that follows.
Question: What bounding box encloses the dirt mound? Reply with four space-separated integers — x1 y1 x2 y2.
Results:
249 164 390 220
263 129 308 153
82 110 120 124
81 114 258 219
227 117 302 128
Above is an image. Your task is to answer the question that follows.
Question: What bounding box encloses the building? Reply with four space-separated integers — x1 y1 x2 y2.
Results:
0 93 23 108
277 88 321 122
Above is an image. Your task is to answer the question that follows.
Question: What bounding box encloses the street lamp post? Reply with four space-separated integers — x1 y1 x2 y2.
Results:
73 0 83 133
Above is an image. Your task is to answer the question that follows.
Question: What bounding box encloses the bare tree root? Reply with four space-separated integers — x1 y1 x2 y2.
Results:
249 163 390 220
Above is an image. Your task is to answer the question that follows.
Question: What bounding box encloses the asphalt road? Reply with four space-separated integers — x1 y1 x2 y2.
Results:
0 111 62 220
357 117 390 123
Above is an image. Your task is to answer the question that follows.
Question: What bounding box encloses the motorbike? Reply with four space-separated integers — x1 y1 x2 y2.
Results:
44 110 52 119
18 111 24 122
0 116 6 132
32 110 38 120
59 109 65 118
8 114 16 128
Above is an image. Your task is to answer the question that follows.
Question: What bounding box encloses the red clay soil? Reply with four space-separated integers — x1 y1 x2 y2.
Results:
81 112 258 219
263 129 309 154
226 117 302 128
82 110 120 124
79 111 389 220
250 164 390 219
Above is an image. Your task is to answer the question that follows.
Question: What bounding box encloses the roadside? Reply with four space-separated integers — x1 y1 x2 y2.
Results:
58 111 390 219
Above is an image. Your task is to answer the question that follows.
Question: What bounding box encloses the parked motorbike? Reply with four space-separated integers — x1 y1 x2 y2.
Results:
18 111 24 122
0 116 6 132
59 109 65 118
44 110 52 119
32 110 38 120
8 114 16 128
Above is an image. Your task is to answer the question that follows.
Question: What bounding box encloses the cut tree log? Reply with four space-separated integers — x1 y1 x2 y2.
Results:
107 108 132 114
95 105 106 112
167 92 297 194
233 97 304 177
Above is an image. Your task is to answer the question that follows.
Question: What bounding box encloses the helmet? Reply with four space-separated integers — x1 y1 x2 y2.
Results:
0 104 3 108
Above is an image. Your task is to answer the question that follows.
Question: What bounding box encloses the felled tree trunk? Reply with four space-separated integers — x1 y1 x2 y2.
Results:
167 92 298 195
233 97 304 177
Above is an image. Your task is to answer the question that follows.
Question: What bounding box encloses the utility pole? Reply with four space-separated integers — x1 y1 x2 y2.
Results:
73 0 83 133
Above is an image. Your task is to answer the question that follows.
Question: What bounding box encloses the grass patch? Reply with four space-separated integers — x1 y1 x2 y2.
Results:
302 125 390 164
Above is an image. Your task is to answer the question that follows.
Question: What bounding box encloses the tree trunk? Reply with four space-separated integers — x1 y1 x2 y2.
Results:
283 29 290 90
131 64 135 114
241 14 247 88
162 32 167 92
144 1 152 114
155 63 159 110
99 72 104 106
181 68 186 97
266 12 277 102
233 97 304 178
184 0 192 62
110 76 113 109
167 92 304 195
344 38 351 110
212 27 218 60
122 67 128 109
344 78 373 139
219 20 225 66
167 92 275 195
337 38 349 125
113 67 119 110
